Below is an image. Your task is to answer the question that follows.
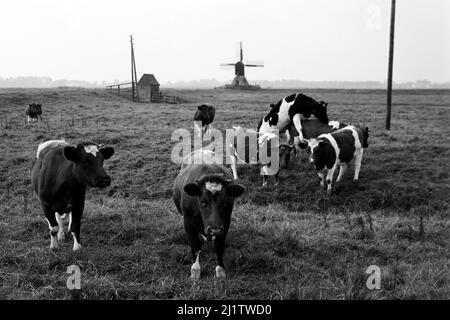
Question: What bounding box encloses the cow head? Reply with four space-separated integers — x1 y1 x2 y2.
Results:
311 100 329 124
63 142 114 188
184 175 245 237
36 104 42 115
307 138 329 171
195 104 215 125
279 144 295 169
362 126 369 148
263 103 280 127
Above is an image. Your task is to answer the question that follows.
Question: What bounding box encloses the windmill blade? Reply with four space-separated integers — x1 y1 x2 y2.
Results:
220 63 235 66
240 41 243 62
245 60 264 67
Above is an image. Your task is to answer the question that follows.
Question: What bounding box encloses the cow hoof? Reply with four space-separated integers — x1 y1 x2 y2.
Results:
215 266 226 278
353 179 359 183
73 243 82 251
190 264 201 280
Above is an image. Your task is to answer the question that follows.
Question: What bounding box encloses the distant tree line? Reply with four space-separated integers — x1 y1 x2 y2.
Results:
1 76 448 89
0 77 107 88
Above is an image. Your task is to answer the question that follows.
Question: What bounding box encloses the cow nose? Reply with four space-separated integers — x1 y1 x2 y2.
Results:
97 176 111 188
206 226 224 236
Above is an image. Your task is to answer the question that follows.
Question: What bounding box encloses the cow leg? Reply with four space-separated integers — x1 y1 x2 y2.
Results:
274 172 279 186
326 166 337 194
262 174 268 186
214 236 226 278
318 171 326 188
69 212 82 251
42 204 58 250
27 116 31 125
55 212 66 242
353 149 364 181
190 250 201 280
336 165 347 182
292 114 305 143
185 221 203 280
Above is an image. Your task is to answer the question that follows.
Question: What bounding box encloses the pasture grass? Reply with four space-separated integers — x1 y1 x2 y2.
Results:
0 87 448 299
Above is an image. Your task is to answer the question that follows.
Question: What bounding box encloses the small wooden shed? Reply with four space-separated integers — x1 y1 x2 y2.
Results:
137 74 160 102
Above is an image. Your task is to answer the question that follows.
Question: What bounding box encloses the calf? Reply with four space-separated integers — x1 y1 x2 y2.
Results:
173 161 245 279
26 103 43 124
278 119 346 167
31 139 114 250
307 125 369 193
194 104 215 137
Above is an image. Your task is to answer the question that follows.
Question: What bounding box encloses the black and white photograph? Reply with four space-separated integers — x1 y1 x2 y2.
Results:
0 0 449 306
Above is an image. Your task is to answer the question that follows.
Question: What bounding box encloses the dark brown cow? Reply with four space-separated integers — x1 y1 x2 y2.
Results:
26 103 42 124
173 158 245 279
194 104 215 137
31 140 114 251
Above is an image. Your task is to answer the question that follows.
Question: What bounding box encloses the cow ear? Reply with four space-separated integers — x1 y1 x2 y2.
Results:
100 147 115 160
184 182 201 197
270 103 276 108
63 146 80 162
226 183 245 198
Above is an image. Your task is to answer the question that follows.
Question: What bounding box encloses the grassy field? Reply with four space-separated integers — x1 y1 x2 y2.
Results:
0 87 448 299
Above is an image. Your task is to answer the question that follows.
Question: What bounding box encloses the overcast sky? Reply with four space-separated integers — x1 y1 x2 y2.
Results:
0 0 448 83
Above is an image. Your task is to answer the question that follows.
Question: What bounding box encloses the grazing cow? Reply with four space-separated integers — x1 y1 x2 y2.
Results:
31 139 115 251
307 125 369 193
259 93 330 144
194 104 215 137
26 103 43 124
173 159 245 279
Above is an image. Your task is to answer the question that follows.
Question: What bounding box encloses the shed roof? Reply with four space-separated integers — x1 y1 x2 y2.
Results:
138 74 159 86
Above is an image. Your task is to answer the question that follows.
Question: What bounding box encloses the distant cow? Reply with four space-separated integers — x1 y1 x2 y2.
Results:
26 103 43 124
31 139 114 251
194 104 215 137
307 125 369 193
173 153 245 279
259 93 330 144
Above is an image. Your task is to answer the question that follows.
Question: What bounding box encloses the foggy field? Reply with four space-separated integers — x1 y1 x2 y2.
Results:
0 87 448 299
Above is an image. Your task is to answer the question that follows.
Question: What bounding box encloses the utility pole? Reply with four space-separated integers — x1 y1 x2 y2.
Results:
130 35 139 101
386 0 396 130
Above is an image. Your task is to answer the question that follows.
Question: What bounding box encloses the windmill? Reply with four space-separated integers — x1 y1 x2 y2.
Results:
220 42 264 90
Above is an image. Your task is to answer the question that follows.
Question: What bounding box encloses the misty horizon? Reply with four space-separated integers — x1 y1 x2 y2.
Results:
1 75 449 90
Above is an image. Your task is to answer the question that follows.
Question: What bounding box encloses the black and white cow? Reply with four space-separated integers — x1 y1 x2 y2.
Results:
259 93 330 144
26 103 43 124
307 125 369 193
194 104 215 137
173 154 245 279
31 139 114 250
278 118 346 168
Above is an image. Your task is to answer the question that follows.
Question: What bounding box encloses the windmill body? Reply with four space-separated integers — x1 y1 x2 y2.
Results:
219 42 263 90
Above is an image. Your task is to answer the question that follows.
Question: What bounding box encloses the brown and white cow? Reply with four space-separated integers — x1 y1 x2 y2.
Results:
31 139 114 251
307 125 369 193
173 155 245 279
